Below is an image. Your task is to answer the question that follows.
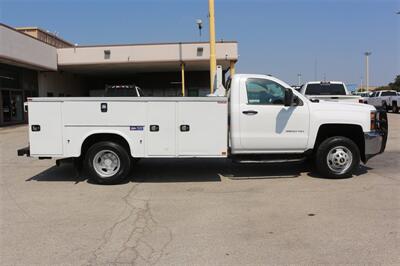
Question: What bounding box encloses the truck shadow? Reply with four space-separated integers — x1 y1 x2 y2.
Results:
25 158 371 184
131 159 305 183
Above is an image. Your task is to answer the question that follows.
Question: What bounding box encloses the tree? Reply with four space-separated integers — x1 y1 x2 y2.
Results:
388 75 400 91
376 75 400 91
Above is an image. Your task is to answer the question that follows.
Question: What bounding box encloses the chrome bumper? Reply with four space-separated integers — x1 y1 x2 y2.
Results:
364 110 388 162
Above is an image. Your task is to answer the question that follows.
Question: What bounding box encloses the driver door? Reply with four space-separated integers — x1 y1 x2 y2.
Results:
239 77 309 152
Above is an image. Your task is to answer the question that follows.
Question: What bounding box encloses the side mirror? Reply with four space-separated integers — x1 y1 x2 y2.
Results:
284 88 294 106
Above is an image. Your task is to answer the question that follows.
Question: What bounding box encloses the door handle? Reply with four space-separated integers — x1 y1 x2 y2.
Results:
242 110 258 115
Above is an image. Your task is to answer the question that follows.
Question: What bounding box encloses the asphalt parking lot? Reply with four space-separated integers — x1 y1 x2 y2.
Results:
1 113 399 265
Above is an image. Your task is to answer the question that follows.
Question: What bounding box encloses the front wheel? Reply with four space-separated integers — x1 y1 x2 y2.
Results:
85 141 131 184
315 137 360 178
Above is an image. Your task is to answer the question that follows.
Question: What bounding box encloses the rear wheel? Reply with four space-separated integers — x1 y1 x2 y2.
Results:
392 102 399 113
382 102 388 112
315 136 360 178
85 141 131 184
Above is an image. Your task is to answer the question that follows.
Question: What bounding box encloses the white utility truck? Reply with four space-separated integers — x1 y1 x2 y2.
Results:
18 74 388 184
300 81 361 103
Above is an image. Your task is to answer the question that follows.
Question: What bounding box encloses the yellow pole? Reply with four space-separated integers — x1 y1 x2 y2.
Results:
209 0 217 94
230 60 236 77
181 62 185 96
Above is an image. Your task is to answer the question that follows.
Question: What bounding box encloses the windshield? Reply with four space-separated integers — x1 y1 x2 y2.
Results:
305 83 346 95
381 91 397 96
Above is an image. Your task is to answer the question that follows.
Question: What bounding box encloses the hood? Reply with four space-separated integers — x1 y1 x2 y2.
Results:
310 100 376 112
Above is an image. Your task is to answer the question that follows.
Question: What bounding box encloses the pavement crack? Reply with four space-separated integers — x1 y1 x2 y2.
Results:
86 183 172 265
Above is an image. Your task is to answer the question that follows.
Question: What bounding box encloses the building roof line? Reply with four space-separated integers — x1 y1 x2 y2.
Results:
0 23 59 49
58 58 236 67
15 26 74 46
58 40 238 49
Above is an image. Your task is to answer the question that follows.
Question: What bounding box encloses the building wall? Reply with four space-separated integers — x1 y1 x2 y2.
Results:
38 72 89 97
16 28 73 48
57 42 238 66
19 29 39 38
0 24 57 70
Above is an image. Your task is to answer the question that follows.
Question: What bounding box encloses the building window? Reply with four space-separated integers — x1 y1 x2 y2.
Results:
104 50 111 59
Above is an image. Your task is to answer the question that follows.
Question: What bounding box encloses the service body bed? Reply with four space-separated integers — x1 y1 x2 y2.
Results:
27 97 228 158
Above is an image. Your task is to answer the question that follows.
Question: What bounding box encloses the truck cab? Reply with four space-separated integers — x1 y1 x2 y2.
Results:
229 74 386 159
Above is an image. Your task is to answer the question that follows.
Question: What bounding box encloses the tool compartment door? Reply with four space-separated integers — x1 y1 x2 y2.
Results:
146 102 176 156
28 101 63 155
177 100 228 157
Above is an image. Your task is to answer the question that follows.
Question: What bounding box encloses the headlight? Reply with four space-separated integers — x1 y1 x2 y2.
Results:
370 111 377 130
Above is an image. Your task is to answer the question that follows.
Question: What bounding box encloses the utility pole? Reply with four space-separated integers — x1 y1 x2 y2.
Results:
364 52 371 91
209 0 217 94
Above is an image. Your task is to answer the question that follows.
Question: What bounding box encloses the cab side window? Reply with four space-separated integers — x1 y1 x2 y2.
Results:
246 78 285 105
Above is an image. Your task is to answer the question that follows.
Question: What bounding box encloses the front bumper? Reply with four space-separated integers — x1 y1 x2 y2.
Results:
364 110 388 162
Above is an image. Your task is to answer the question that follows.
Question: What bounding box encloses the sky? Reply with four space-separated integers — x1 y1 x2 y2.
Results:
1 0 399 86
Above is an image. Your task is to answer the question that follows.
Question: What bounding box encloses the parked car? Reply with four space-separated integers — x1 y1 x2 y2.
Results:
355 91 372 104
18 74 387 184
365 90 398 112
299 81 360 103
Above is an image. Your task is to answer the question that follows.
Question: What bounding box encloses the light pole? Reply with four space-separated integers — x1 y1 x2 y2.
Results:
364 52 371 91
196 19 203 40
360 76 363 91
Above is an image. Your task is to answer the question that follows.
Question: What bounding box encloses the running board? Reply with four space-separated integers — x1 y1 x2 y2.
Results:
233 158 306 164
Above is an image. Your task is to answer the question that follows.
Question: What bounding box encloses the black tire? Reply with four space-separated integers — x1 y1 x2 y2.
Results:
85 141 131 184
392 102 399 113
315 136 360 178
382 102 388 112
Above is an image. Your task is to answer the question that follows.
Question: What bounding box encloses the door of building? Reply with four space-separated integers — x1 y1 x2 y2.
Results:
1 89 24 124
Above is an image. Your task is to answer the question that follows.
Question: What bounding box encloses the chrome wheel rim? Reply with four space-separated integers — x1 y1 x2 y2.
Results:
326 146 353 174
93 150 120 178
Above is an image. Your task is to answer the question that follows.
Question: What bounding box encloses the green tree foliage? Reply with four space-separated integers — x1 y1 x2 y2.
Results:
388 75 400 91
376 75 400 91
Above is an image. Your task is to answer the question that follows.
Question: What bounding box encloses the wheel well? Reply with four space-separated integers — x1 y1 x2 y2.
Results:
81 133 131 157
314 124 365 162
